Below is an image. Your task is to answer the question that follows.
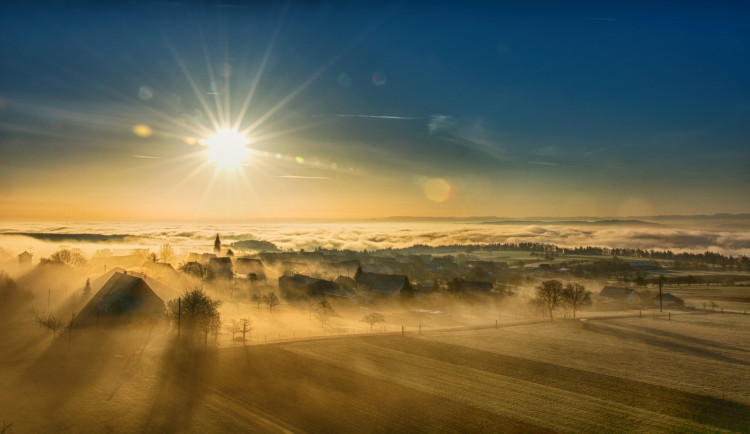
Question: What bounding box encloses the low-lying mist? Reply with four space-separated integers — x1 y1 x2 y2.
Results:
2 217 750 259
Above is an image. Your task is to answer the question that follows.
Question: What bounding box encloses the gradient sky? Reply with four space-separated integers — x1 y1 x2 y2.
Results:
1 1 749 221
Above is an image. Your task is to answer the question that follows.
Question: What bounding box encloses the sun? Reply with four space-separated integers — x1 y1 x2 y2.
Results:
205 129 250 168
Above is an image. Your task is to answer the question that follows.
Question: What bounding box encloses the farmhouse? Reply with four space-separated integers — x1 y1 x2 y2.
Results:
18 251 33 267
279 274 346 299
209 257 234 279
235 257 265 276
599 286 639 307
458 280 494 293
334 275 356 291
356 271 410 297
77 272 165 325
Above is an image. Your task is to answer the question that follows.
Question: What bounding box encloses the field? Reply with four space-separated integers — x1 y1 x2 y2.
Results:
668 284 750 312
1 310 748 433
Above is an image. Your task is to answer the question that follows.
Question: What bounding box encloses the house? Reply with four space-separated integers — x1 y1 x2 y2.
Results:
458 280 494 293
18 251 33 267
76 272 165 325
140 260 175 278
208 257 233 279
599 286 639 307
449 278 493 293
322 260 361 277
235 257 265 277
89 268 180 303
654 293 684 310
356 271 410 297
334 275 356 291
279 274 346 299
423 262 444 273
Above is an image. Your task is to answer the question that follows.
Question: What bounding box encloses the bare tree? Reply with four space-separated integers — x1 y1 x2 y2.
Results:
133 248 151 260
251 293 262 310
262 292 280 313
179 262 215 289
208 315 222 344
36 312 63 336
561 282 592 318
362 312 385 331
305 298 316 319
167 288 222 344
159 242 175 264
535 279 563 320
50 248 88 269
229 320 240 341
238 317 252 343
315 298 335 328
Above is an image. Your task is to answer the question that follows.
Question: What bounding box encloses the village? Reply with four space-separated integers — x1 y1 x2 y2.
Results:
3 233 748 344
2 234 749 433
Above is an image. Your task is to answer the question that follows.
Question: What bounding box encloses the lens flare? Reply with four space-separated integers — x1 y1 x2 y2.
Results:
132 124 153 138
424 178 452 202
205 129 250 168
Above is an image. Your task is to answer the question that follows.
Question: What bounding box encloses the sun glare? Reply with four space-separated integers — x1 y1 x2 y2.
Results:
205 129 250 168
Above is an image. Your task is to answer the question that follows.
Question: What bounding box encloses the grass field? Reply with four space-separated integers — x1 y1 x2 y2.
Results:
0 312 748 432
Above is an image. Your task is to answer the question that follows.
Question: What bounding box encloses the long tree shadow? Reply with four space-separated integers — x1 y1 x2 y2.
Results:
142 334 218 433
613 321 750 354
588 322 750 367
16 318 167 419
17 328 121 411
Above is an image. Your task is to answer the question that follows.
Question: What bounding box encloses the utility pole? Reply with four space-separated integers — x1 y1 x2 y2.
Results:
658 275 664 313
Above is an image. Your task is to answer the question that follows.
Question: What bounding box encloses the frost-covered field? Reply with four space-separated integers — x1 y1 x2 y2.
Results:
1 312 748 432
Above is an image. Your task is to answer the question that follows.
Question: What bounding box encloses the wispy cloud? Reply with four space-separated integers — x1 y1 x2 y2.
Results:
132 154 159 159
336 114 423 120
528 161 560 167
428 115 512 164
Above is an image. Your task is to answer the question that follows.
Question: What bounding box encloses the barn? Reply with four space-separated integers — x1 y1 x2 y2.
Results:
76 272 166 325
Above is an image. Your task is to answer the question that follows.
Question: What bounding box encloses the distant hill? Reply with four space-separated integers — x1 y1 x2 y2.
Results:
0 232 134 242
480 219 665 227
231 239 280 252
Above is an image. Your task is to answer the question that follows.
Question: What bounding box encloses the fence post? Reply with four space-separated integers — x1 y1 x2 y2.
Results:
402 325 404 336
495 319 498 328
668 312 671 320
639 310 642 318
419 324 421 334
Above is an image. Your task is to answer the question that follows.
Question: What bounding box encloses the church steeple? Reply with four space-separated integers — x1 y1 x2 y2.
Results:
214 234 221 253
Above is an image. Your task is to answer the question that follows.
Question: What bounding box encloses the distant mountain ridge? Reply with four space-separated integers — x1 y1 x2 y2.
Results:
374 213 750 222
480 219 665 227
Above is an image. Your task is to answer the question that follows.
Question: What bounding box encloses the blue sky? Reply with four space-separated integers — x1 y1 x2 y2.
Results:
1 1 749 220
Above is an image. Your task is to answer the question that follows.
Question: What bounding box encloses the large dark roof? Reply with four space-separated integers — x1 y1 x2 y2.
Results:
78 272 165 320
356 272 407 293
599 286 635 298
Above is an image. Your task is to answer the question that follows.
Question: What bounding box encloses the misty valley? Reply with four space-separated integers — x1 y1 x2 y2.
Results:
1 221 749 433
2 1 750 432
